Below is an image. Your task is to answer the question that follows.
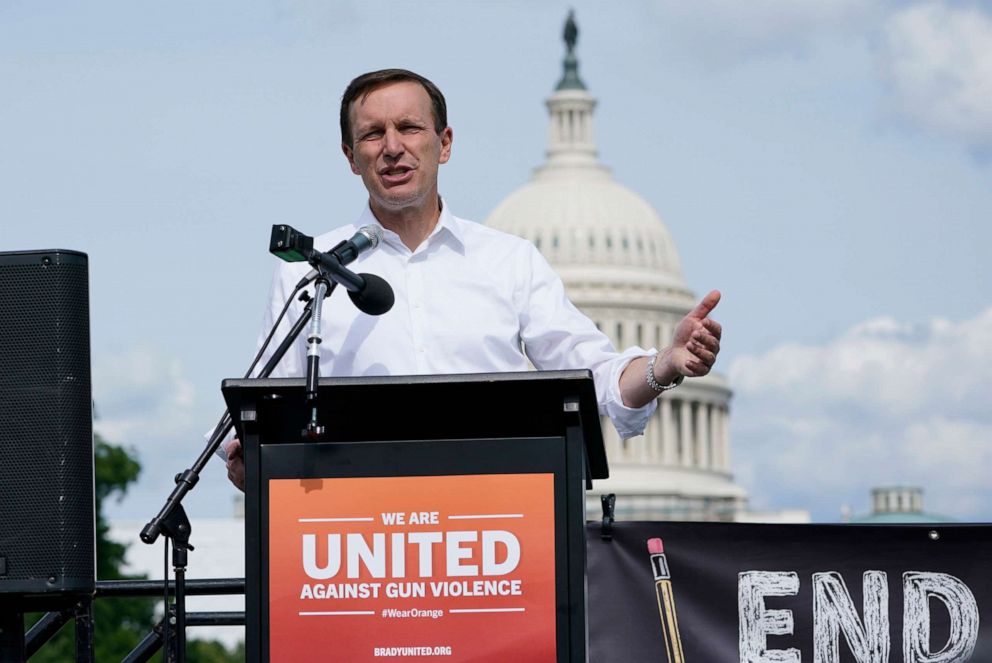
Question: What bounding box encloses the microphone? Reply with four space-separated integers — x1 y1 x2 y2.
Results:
329 225 382 264
347 273 394 315
293 223 380 289
270 224 394 315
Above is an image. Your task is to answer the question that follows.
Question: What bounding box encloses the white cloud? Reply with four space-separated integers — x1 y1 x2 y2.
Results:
92 345 197 443
92 345 232 521
649 0 992 153
878 2 992 151
731 308 992 419
729 307 992 521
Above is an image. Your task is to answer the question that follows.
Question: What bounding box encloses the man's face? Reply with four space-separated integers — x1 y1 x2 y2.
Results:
342 81 453 217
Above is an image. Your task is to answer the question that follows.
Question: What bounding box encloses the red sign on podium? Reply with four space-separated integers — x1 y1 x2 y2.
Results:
268 473 557 662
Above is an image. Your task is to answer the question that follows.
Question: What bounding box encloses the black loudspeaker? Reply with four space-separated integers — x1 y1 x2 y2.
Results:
0 249 95 607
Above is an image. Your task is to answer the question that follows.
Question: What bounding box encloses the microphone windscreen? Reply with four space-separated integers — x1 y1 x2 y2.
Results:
348 273 395 316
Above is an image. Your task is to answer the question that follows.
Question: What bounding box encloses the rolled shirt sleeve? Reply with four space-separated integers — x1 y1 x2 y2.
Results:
518 241 656 439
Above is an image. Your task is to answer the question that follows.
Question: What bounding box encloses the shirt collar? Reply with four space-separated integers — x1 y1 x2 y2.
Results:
357 197 466 254
433 198 467 250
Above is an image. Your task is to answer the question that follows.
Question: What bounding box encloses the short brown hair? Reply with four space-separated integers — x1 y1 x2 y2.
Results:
340 69 448 148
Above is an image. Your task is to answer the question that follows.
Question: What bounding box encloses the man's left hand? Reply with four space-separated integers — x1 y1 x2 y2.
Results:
666 289 722 378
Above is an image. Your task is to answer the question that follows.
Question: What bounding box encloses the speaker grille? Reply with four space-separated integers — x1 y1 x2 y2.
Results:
0 250 95 600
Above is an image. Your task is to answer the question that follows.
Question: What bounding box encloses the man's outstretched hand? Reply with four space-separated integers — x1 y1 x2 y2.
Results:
666 289 722 379
618 289 723 408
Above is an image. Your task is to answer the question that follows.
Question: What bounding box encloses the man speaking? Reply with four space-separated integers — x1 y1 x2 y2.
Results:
225 69 722 490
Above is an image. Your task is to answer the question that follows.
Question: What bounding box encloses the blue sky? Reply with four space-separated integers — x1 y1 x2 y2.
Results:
3 0 990 525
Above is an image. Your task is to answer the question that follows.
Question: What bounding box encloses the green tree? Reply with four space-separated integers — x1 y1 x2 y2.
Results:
28 434 244 662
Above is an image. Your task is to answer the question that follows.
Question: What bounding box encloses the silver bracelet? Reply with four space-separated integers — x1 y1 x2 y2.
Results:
646 353 684 393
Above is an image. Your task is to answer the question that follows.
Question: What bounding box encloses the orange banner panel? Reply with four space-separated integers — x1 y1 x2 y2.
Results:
268 473 556 662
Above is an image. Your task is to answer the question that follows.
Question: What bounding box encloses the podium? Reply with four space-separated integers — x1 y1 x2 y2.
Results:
223 370 607 663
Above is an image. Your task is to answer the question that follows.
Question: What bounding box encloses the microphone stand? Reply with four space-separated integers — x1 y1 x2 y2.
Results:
138 286 325 662
300 250 370 439
138 229 391 661
303 272 330 440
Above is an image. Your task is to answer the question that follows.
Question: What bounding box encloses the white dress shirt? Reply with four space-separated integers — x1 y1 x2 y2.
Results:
255 200 656 439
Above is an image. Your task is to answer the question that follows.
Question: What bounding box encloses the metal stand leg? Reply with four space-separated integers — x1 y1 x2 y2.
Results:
0 610 25 662
74 598 95 662
160 504 193 663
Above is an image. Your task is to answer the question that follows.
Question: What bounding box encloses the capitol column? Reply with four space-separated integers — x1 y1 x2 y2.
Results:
710 405 724 470
723 407 732 471
679 399 693 467
638 394 653 462
660 396 676 465
696 401 711 469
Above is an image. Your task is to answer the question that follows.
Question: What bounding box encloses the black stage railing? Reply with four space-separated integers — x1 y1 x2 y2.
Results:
23 577 245 663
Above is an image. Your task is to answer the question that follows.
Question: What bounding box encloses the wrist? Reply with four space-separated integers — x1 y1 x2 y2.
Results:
646 351 684 393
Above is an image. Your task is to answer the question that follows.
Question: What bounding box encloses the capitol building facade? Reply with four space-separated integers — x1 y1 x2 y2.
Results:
485 20 748 521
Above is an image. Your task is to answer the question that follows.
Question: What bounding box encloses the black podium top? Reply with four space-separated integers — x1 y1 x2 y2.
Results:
222 369 607 479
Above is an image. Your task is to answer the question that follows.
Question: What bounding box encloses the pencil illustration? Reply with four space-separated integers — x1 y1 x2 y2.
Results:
648 537 685 663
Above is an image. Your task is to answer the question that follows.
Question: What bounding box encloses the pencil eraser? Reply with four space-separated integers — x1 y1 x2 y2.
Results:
647 537 664 554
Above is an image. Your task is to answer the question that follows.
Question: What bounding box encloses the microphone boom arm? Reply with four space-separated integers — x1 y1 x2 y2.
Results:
305 249 365 293
139 290 321 545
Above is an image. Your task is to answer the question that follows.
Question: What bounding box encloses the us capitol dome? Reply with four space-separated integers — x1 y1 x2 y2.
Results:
485 13 748 521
